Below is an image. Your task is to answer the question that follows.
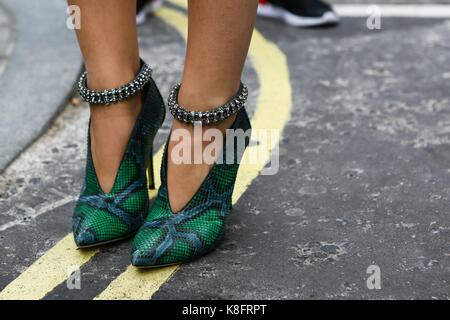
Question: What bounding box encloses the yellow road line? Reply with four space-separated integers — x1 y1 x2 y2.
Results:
0 235 98 300
95 265 178 300
0 144 166 300
95 4 292 300
167 0 188 9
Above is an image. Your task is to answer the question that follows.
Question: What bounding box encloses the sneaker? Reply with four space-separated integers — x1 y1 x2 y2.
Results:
136 0 165 25
257 0 339 27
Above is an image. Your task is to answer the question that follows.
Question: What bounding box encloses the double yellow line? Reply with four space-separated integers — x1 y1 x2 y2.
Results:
0 2 292 300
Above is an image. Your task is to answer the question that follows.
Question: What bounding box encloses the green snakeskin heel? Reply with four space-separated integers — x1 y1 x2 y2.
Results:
131 107 251 267
72 73 166 248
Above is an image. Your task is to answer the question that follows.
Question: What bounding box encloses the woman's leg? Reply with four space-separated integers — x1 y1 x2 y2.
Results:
68 0 141 193
167 0 258 212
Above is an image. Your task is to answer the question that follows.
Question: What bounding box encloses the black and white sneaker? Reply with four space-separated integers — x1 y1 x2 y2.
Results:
257 0 339 27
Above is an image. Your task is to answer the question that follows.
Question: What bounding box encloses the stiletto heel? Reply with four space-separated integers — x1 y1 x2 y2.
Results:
131 83 250 267
147 147 156 190
72 59 165 248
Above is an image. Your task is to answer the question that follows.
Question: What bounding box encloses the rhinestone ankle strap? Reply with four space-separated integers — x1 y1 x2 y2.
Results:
78 60 152 105
168 82 248 125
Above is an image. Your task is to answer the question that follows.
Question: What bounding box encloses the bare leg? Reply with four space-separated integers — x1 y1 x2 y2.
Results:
68 0 141 193
167 0 258 212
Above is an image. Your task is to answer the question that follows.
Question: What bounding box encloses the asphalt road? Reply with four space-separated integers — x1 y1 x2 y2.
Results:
0 1 449 300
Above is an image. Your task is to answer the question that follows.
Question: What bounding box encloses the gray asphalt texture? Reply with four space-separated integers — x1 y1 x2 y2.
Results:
0 0 81 171
0 2 449 300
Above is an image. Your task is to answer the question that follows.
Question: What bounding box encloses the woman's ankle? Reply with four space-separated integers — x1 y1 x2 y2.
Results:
177 80 241 112
85 57 141 91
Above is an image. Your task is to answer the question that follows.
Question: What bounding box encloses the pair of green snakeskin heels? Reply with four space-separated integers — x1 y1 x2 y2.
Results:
73 60 251 268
